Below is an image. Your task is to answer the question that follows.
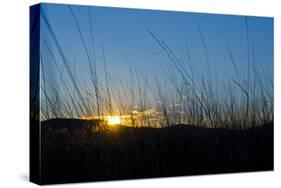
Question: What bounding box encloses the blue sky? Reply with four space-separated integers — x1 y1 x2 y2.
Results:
40 3 273 101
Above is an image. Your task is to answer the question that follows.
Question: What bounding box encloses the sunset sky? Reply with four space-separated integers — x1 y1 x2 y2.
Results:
40 3 273 102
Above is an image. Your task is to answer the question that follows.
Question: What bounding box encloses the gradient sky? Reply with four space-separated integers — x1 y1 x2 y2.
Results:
40 3 273 100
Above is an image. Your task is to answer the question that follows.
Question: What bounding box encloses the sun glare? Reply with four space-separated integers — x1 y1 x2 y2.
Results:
107 116 121 125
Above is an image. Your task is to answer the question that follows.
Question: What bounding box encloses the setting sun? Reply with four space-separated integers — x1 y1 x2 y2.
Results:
107 116 121 125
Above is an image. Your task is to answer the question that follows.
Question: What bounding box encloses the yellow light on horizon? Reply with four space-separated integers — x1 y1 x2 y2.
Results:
107 116 121 125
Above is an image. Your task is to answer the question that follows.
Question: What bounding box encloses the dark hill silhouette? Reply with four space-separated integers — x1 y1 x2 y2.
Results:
40 119 273 184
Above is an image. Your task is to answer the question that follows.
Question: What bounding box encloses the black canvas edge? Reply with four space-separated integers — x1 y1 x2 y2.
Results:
30 3 42 185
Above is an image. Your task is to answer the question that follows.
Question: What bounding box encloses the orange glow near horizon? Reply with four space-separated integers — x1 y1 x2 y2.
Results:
80 108 163 128
81 114 123 126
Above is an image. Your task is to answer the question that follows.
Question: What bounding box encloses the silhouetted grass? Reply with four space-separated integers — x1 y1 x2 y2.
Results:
37 8 274 184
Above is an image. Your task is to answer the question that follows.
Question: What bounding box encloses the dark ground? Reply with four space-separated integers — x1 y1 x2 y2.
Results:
40 119 273 184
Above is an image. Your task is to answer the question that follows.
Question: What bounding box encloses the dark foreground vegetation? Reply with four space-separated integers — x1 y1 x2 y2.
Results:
41 119 273 184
